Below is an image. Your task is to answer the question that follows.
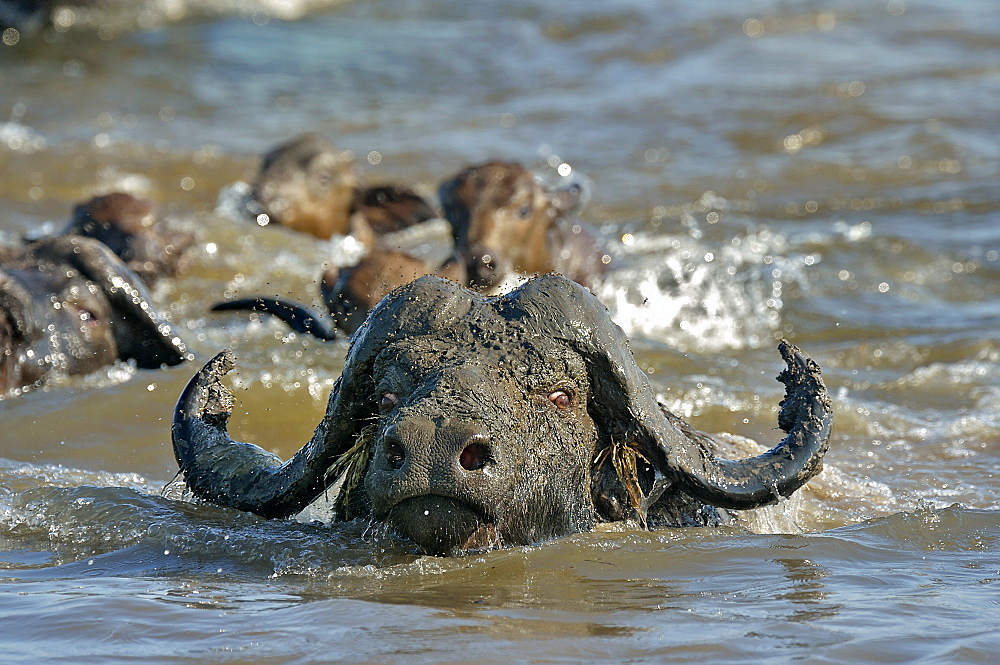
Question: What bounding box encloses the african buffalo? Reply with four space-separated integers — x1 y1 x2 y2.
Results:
64 192 192 286
213 159 605 340
439 160 605 289
317 249 465 336
0 235 189 396
173 274 832 556
248 133 436 243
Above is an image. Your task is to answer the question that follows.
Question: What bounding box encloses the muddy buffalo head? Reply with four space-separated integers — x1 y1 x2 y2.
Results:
174 275 831 555
439 161 585 288
65 192 192 286
0 236 190 396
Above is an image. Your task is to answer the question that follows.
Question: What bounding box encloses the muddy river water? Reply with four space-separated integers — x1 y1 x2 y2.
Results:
1 0 998 662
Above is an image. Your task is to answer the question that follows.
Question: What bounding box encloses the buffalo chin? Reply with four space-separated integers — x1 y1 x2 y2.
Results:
387 495 498 556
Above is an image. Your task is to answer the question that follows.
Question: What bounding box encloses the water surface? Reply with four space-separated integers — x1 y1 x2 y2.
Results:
1 0 998 662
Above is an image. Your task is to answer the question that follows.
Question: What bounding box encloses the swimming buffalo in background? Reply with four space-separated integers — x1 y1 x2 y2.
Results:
64 192 192 286
213 159 606 340
315 249 465 337
211 248 465 340
439 160 605 289
247 133 437 243
173 274 832 556
0 236 189 397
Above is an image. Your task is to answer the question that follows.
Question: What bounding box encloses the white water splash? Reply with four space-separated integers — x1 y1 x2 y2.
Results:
598 228 788 352
0 120 47 154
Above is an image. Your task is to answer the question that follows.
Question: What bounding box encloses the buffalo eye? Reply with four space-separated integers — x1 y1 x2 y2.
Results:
547 390 571 409
380 392 399 412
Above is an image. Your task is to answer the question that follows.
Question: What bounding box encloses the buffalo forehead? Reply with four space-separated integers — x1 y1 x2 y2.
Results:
373 329 587 393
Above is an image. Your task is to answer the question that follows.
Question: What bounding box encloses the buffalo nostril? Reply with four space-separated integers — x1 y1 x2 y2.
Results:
385 440 406 470
459 440 491 471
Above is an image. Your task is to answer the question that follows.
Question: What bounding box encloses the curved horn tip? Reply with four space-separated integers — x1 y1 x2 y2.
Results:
777 339 821 374
178 348 237 427
775 339 831 435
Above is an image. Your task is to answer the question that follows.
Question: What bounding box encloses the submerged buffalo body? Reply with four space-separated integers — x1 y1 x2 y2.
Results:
173 275 832 555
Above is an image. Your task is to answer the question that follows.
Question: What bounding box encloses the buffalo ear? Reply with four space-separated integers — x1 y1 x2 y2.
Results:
499 275 833 513
45 236 190 368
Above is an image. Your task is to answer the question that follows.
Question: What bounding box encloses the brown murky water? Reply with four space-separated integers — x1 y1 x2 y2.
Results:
2 1 998 662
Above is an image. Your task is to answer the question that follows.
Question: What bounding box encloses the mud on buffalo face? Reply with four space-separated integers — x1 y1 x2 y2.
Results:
173 275 832 556
360 327 599 553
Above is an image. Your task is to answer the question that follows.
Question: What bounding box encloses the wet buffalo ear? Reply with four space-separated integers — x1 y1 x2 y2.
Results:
40 236 190 368
498 275 833 512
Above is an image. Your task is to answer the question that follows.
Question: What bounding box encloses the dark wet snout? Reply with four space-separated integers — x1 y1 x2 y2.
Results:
367 416 499 514
464 245 511 288
378 417 494 479
366 415 501 554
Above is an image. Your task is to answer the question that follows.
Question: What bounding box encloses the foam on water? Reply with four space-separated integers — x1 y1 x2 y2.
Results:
0 120 47 154
597 225 801 351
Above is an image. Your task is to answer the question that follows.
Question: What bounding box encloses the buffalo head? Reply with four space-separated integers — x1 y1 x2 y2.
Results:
248 134 437 244
174 275 831 555
65 192 192 286
249 133 361 240
1 236 190 396
439 161 586 288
